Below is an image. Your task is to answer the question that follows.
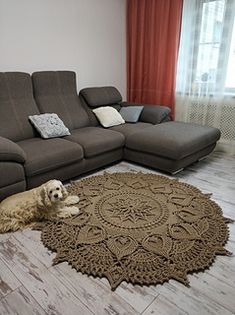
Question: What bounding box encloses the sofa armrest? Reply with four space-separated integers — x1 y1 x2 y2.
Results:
121 102 171 124
0 136 26 163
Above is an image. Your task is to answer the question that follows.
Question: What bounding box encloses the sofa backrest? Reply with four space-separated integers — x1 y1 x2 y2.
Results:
32 71 91 130
79 86 123 126
80 86 122 108
0 72 40 142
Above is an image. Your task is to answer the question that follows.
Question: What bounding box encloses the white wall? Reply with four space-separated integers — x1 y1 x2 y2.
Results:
0 0 126 98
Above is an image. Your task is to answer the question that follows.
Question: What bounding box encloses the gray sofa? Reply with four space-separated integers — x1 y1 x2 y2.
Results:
0 71 221 201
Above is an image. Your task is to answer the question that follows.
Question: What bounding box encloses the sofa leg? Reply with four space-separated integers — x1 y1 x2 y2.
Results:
171 168 184 175
198 155 209 162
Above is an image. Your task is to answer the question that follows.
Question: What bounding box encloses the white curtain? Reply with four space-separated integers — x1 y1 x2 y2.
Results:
175 0 235 153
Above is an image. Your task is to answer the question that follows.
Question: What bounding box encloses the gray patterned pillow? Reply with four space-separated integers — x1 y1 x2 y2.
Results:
119 106 144 123
29 113 71 139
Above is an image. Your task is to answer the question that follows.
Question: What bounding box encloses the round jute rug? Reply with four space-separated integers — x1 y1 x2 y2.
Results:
37 172 233 290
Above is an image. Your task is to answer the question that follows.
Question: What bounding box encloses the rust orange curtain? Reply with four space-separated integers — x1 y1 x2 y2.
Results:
127 0 183 117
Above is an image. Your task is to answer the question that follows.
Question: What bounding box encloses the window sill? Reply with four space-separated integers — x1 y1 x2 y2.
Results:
176 91 235 98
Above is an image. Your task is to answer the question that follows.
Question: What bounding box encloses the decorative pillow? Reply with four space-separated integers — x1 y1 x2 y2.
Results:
119 106 144 123
29 113 71 139
92 106 125 128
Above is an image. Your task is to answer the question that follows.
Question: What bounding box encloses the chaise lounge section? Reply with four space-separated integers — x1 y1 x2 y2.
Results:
0 71 221 201
80 86 221 174
124 122 220 174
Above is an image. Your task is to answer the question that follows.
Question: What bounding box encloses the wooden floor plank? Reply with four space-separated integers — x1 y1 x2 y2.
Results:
13 229 55 269
205 255 235 288
142 294 187 315
0 233 12 243
114 282 158 313
0 237 93 315
152 281 234 315
188 272 235 313
50 263 138 315
0 286 47 315
0 259 21 299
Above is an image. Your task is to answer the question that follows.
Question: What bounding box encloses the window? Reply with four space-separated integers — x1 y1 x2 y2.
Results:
195 1 225 89
195 0 235 94
176 0 235 95
225 17 235 90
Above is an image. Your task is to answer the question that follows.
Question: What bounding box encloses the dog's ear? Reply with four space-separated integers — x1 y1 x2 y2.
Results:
40 186 52 208
61 184 68 201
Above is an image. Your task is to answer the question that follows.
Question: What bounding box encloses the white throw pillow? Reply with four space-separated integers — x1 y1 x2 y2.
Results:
92 106 125 127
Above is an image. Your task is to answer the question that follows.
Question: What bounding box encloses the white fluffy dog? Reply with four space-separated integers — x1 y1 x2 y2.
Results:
0 180 79 233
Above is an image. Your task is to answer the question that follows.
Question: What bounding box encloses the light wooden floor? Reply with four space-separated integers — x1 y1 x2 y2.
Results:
0 151 235 315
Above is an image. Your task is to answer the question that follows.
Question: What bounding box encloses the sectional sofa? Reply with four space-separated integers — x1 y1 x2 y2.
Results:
0 71 221 201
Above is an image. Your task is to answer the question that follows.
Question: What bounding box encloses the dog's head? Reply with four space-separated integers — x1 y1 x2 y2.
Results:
41 180 68 207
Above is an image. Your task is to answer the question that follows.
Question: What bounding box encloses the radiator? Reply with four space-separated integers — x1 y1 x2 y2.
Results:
187 100 235 142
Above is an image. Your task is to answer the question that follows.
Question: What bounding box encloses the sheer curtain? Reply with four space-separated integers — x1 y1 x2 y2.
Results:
175 0 235 153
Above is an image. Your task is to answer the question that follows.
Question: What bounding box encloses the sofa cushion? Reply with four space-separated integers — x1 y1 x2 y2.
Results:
32 71 90 130
65 127 125 158
80 86 122 107
110 122 152 137
126 122 221 160
0 72 40 141
17 138 83 176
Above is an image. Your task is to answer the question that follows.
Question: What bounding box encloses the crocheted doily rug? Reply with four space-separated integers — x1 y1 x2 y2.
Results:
37 172 233 290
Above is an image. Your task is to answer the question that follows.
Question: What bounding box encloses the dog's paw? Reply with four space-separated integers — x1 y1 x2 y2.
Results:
65 195 80 205
57 210 72 219
68 206 80 215
57 206 79 219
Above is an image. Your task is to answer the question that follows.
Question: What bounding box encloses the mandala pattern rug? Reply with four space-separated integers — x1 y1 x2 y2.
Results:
37 172 233 290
